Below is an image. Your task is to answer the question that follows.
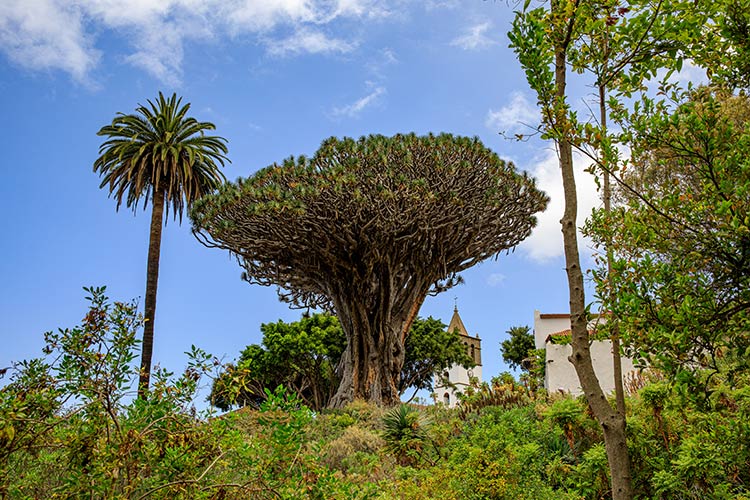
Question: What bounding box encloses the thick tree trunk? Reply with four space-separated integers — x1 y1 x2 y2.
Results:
329 300 406 408
138 189 165 399
554 43 633 499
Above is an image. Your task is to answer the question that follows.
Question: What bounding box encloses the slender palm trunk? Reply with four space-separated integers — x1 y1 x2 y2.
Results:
138 189 165 399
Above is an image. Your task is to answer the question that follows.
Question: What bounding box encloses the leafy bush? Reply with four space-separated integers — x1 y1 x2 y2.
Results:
8 288 750 499
0 287 264 499
457 376 534 419
625 374 750 499
0 287 375 499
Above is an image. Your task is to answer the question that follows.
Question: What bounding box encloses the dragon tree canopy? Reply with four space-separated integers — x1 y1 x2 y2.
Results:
191 133 548 406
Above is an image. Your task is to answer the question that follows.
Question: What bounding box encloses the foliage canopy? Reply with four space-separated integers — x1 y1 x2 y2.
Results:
192 133 547 311
192 133 547 406
94 92 229 221
500 325 535 371
211 315 474 411
588 88 750 386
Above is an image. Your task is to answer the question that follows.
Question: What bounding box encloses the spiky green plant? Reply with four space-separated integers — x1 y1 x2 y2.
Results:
382 405 432 465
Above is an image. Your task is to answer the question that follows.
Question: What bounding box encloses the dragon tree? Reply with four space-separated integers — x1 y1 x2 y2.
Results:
191 133 548 407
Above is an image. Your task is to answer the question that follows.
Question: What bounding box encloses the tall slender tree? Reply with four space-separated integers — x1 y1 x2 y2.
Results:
509 0 708 496
94 92 229 398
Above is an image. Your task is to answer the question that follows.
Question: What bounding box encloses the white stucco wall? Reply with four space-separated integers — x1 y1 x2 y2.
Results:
434 363 482 408
533 310 571 349
544 340 638 395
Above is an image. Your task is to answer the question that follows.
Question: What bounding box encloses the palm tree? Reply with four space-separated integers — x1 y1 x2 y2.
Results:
94 92 229 398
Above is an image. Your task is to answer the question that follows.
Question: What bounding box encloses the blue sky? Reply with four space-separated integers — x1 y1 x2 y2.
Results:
0 0 604 397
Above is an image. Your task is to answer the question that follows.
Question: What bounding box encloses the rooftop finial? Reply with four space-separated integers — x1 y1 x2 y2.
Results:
454 296 458 312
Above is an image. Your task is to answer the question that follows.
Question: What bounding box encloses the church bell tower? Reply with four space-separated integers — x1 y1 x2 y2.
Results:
432 306 482 407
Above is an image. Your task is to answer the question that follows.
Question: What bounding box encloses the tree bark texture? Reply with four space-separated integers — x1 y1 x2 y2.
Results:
138 189 165 399
329 303 405 408
555 38 633 500
328 270 427 408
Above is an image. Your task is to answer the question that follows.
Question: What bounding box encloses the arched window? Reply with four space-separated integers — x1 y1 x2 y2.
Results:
470 344 475 360
443 393 450 406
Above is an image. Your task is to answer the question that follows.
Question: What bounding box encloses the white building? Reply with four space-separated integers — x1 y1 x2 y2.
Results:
433 307 482 407
534 310 639 395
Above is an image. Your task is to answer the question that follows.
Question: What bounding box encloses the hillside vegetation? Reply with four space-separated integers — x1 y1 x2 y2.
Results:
2 287 749 499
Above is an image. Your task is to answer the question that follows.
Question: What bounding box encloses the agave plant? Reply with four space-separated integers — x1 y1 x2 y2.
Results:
381 404 433 465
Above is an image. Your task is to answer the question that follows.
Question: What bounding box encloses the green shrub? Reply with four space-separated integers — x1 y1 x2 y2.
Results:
0 287 276 499
323 424 385 472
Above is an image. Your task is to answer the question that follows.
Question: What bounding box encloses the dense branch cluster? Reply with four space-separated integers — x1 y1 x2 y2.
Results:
191 133 548 312
588 89 750 376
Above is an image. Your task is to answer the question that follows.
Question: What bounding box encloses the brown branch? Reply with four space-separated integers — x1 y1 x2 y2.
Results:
136 451 227 500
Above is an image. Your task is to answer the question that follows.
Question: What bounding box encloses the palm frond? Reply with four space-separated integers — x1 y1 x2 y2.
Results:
93 92 230 221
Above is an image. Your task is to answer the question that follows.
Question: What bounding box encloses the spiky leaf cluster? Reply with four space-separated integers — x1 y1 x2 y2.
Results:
94 92 229 221
191 133 548 310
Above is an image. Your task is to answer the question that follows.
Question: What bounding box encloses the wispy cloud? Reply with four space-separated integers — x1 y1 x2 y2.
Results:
519 149 600 263
328 0 392 20
486 273 506 287
364 47 398 83
0 0 386 85
486 92 538 134
330 47 395 120
266 28 356 57
450 21 496 51
425 0 460 10
332 85 386 118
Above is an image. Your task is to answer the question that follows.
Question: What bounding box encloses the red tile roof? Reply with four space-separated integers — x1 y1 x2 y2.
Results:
545 329 597 344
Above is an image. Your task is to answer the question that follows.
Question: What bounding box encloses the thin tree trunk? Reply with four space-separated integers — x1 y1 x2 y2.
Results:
599 82 627 417
553 28 633 500
138 189 165 399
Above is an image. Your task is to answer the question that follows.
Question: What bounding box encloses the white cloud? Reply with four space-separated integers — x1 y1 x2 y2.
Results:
332 85 385 118
658 59 708 87
364 47 398 82
381 47 397 64
425 0 460 10
486 273 506 287
221 0 318 32
450 21 496 51
266 28 356 57
331 48 393 120
0 0 383 85
0 0 100 85
519 149 600 262
328 0 391 20
486 92 538 134
122 22 189 87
